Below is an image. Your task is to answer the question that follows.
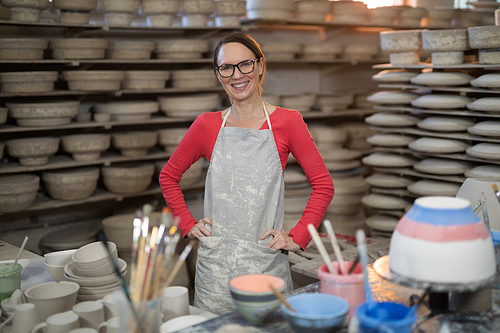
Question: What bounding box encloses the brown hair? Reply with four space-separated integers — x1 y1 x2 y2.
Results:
213 32 266 96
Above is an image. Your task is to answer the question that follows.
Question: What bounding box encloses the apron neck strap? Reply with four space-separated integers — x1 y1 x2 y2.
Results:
221 102 272 131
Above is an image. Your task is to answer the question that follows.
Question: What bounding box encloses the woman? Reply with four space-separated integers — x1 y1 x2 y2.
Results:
160 32 334 314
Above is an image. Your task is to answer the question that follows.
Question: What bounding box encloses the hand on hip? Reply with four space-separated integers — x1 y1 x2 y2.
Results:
261 229 300 252
188 217 212 239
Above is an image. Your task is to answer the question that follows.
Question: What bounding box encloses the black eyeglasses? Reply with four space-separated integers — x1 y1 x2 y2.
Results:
216 58 260 78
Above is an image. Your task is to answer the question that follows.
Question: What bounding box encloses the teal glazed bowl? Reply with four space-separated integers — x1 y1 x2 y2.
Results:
282 293 349 333
228 273 286 325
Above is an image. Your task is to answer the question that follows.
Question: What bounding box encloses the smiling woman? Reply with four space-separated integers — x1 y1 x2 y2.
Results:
159 32 334 315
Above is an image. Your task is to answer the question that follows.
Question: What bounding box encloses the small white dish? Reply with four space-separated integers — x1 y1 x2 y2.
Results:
417 116 475 132
408 137 470 153
410 72 474 86
372 70 418 83
0 259 30 273
411 94 472 109
468 121 500 137
467 97 500 112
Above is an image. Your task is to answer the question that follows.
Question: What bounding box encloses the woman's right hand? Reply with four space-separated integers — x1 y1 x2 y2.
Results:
187 217 213 239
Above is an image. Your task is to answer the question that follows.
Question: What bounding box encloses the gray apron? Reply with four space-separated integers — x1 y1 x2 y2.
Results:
194 103 293 315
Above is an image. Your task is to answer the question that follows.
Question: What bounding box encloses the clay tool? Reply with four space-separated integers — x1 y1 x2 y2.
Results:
160 239 195 293
269 284 296 312
323 220 347 275
11 236 28 271
307 224 335 274
405 288 430 319
348 255 360 275
355 230 375 314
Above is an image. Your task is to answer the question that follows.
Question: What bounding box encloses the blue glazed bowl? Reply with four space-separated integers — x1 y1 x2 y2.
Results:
281 293 349 333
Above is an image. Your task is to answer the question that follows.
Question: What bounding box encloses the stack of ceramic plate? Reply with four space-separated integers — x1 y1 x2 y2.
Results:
413 158 472 176
321 147 362 172
308 125 347 151
365 112 420 127
469 26 500 64
407 179 460 197
93 101 159 122
39 224 99 252
467 97 500 114
417 116 475 132
361 193 412 216
366 214 399 238
283 168 310 233
64 258 127 302
325 175 369 220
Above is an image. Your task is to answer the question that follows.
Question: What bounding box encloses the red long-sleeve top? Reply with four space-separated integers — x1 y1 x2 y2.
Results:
159 107 334 250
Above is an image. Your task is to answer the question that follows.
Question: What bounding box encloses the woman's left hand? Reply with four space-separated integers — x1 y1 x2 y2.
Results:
261 229 300 252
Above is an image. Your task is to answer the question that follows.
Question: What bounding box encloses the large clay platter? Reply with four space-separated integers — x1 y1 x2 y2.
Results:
466 143 500 160
411 94 472 109
413 157 472 175
467 121 500 137
410 72 474 86
417 116 475 132
408 137 470 153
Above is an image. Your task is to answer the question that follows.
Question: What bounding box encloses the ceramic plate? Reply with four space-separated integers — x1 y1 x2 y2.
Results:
362 152 418 167
470 73 500 88
466 97 500 112
407 179 460 196
411 94 472 109
464 165 500 181
417 116 475 132
325 159 361 171
408 137 470 153
365 112 420 127
372 70 418 83
410 72 474 86
366 91 419 105
366 134 415 147
466 143 500 160
467 121 500 137
365 173 414 189
365 214 399 232
413 158 472 175
320 148 362 161
361 193 412 210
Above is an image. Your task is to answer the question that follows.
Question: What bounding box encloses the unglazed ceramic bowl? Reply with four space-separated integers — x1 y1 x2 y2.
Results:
44 249 77 266
281 293 349 333
44 261 65 282
102 212 161 251
72 241 117 271
24 281 79 322
228 273 286 325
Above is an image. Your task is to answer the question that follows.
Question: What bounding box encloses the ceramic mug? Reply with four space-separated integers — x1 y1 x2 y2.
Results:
73 301 105 329
69 328 98 333
31 311 80 333
99 294 118 320
97 317 119 333
161 286 189 322
12 303 40 333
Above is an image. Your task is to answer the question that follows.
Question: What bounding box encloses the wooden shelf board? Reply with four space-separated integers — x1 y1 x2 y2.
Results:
0 86 224 98
0 59 215 65
372 105 500 119
0 19 240 31
0 150 172 174
0 181 204 215
241 18 424 30
371 166 466 184
369 126 500 144
373 63 500 70
378 83 500 95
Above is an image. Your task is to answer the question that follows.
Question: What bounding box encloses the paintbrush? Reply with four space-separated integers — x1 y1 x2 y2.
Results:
97 233 145 333
493 184 500 203
307 224 336 274
159 240 195 294
269 284 295 312
11 236 28 271
323 220 347 275
129 211 142 296
348 254 360 275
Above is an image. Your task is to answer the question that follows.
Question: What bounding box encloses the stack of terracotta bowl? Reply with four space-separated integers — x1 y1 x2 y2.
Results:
180 0 214 27
53 0 98 24
0 38 48 60
6 101 79 127
141 0 180 27
2 0 49 22
379 30 422 66
214 0 246 27
100 0 140 26
246 0 294 20
62 242 127 302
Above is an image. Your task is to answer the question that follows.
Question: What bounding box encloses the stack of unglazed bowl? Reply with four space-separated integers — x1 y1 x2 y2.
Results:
99 0 141 26
180 0 214 27
44 249 77 282
246 0 294 20
141 0 180 27
107 40 155 60
0 71 58 94
53 0 98 24
469 25 500 64
0 174 40 213
63 70 125 91
379 30 422 66
42 167 100 201
101 163 155 194
158 93 219 117
62 242 127 302
1 0 49 22
214 0 246 27
422 29 470 66
111 131 158 157
294 0 331 23
0 38 48 60
6 101 79 127
330 0 368 25
93 101 159 121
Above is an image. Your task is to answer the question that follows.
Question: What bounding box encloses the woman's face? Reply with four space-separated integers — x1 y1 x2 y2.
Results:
216 42 263 103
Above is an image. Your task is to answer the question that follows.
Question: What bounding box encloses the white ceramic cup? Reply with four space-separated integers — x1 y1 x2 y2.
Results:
97 317 119 333
73 301 105 329
99 294 118 320
161 286 189 322
12 303 40 333
31 311 80 333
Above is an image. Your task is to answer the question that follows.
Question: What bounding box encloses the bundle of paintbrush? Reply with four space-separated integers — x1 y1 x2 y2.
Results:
129 204 195 303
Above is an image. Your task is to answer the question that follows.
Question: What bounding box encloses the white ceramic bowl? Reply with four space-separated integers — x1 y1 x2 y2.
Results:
24 281 79 322
72 241 117 271
74 259 114 278
160 315 208 333
44 249 77 266
44 261 65 282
